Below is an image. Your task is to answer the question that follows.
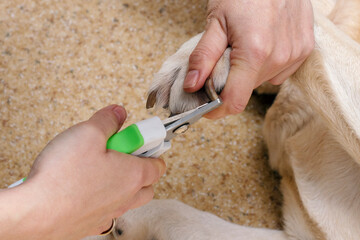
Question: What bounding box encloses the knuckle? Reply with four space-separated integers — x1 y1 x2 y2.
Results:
206 12 217 25
80 121 103 138
206 13 226 35
272 49 291 67
206 1 222 19
189 47 214 66
227 101 246 114
247 37 271 64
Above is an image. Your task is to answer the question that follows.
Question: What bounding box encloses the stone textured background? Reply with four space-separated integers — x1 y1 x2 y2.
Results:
0 0 282 229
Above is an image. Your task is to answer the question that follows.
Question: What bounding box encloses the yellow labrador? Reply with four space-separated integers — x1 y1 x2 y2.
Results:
87 0 360 239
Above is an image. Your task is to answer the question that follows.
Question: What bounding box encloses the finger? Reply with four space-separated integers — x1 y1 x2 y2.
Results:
107 152 166 188
132 157 166 186
268 59 306 85
135 157 166 186
88 104 127 140
124 186 155 210
184 19 228 92
206 58 259 118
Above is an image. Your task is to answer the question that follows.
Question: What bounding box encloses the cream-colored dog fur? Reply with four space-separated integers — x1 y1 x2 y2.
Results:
86 0 360 239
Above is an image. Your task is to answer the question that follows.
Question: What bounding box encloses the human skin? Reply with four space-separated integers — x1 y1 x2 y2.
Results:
0 105 166 240
184 0 315 118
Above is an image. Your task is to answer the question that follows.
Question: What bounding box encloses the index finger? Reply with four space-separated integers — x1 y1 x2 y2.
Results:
108 151 166 188
137 157 167 186
184 19 228 92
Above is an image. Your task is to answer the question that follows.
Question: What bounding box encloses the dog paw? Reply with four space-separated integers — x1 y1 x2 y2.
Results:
146 33 231 115
109 200 184 240
109 199 225 240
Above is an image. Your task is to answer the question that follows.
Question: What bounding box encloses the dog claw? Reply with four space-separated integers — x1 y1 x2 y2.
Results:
204 78 219 101
146 90 157 109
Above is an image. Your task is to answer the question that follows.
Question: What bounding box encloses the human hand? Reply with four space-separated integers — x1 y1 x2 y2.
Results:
18 105 166 239
183 0 315 118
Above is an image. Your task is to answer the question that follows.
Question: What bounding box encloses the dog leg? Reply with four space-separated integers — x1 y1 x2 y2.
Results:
293 14 360 164
94 199 287 240
263 11 360 240
82 199 288 240
327 0 360 42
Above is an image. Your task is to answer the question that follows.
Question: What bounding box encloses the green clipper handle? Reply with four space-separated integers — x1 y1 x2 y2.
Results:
106 116 167 156
9 117 166 189
106 124 145 154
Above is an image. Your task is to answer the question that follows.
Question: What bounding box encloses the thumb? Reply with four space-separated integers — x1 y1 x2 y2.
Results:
221 57 258 115
88 104 127 140
183 19 227 92
205 57 258 119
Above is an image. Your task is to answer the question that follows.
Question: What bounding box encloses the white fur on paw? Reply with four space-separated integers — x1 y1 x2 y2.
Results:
147 33 231 115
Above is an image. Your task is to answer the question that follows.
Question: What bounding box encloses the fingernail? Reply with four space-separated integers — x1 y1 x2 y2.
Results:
183 70 199 89
112 105 126 121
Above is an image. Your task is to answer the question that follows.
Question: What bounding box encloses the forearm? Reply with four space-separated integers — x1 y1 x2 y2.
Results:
0 105 165 239
0 184 47 239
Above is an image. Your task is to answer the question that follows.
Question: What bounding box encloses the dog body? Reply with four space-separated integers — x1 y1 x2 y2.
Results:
87 0 360 239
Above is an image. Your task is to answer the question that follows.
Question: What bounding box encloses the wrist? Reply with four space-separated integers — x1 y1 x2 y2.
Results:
0 182 51 239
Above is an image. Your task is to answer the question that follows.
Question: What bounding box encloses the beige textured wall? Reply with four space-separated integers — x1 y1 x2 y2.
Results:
0 0 282 229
